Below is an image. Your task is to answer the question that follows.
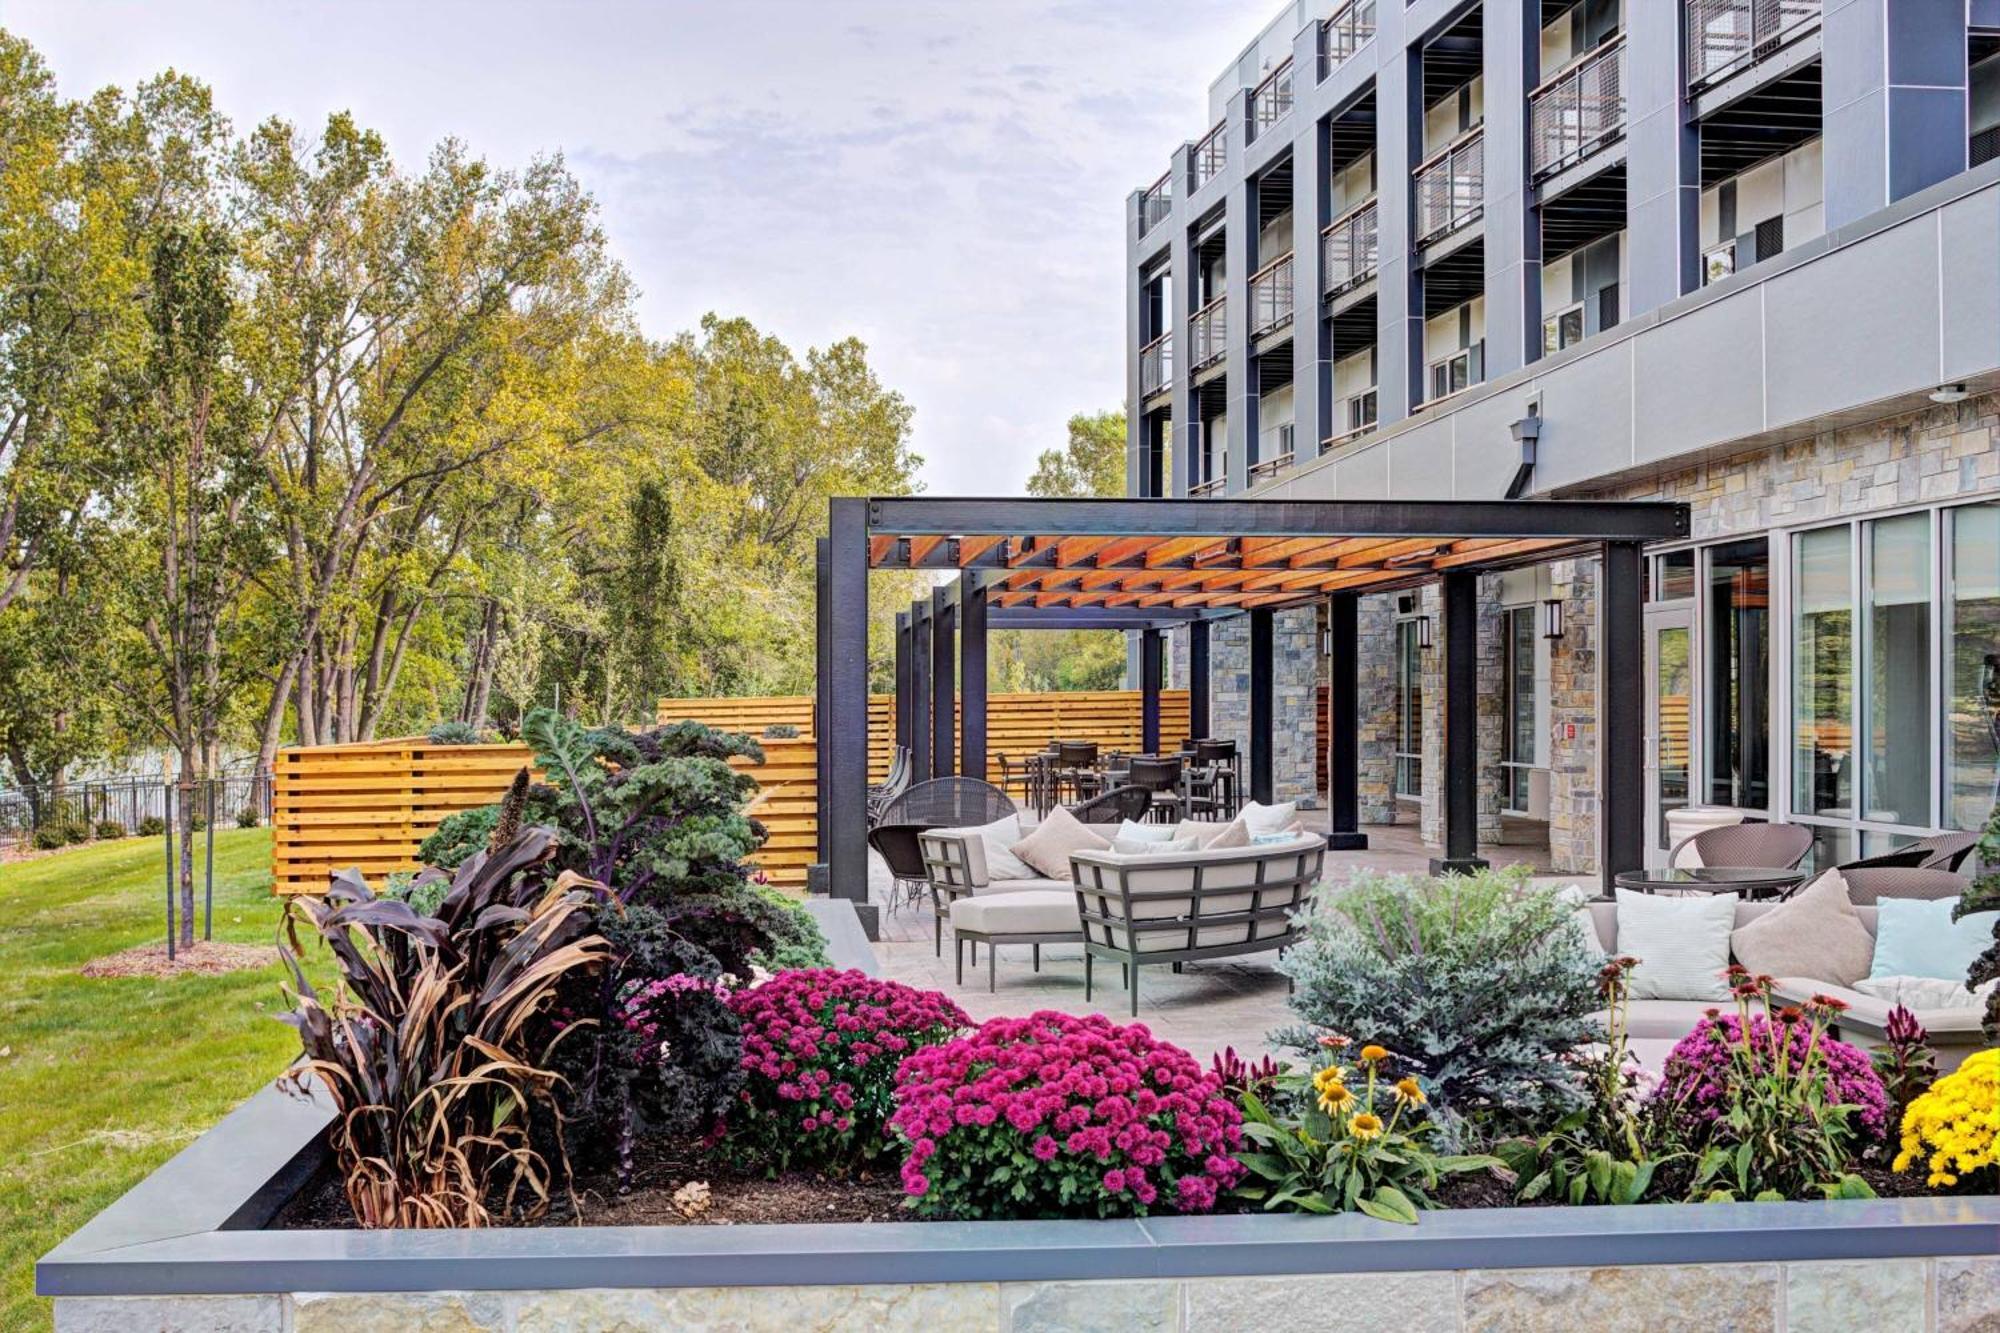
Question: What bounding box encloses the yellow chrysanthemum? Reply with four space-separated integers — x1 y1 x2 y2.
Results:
1359 1044 1391 1066
1393 1076 1427 1107
1349 1112 1385 1140
1895 1049 2000 1194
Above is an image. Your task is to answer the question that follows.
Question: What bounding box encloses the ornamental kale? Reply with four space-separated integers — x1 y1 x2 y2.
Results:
889 1011 1244 1220
730 970 967 1174
1274 867 1601 1142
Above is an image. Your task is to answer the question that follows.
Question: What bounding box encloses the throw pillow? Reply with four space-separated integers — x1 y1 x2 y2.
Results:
1238 800 1300 837
1853 975 1996 1010
1115 818 1176 844
1111 835 1201 855
1615 889 1739 1001
1208 819 1251 849
1010 805 1110 879
1549 884 1606 961
937 814 1035 881
1869 897 2000 982
1729 870 1875 987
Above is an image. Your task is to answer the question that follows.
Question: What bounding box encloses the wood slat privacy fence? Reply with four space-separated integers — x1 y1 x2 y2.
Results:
276 690 1188 895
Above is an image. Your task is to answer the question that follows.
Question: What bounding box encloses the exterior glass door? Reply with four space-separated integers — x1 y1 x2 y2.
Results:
1646 608 1695 863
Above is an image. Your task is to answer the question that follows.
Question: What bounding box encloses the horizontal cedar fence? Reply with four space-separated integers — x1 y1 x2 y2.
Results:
656 690 1191 786
277 691 1194 895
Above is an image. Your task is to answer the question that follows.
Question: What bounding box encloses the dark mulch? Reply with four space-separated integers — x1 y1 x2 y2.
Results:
271 1140 911 1230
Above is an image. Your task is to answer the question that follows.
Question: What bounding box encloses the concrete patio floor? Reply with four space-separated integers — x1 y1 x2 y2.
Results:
869 819 1582 1063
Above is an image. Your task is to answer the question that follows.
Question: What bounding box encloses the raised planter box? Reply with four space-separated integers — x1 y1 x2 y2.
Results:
38 901 2000 1331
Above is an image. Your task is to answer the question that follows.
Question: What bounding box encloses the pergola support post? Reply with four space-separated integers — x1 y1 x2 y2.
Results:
1431 570 1489 876
814 538 831 866
1599 541 1645 892
1140 629 1164 754
930 583 956 778
909 598 932 780
823 500 875 936
960 576 987 782
893 611 912 753
1188 619 1211 740
1326 593 1368 851
1249 608 1274 805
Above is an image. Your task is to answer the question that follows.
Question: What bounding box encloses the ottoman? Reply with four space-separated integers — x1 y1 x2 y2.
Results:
950 890 1083 992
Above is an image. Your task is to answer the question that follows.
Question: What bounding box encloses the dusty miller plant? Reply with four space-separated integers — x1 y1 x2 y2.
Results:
1275 866 1600 1144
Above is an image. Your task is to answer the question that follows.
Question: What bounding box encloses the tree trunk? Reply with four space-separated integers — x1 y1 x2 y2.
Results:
256 653 300 795
177 749 196 951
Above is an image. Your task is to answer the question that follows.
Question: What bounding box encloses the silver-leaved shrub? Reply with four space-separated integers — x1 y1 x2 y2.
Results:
1274 866 1601 1143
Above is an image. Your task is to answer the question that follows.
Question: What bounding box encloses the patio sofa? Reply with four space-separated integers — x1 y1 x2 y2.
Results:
1070 833 1326 1017
1583 897 1987 1070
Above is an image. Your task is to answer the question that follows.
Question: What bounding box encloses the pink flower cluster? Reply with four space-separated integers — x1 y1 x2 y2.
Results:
889 1010 1244 1219
729 969 969 1168
1654 1010 1889 1138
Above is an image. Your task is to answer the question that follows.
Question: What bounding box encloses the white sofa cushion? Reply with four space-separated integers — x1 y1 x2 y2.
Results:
936 814 1036 882
1112 834 1199 854
1616 889 1739 1001
1116 819 1177 844
1239 800 1299 837
951 890 1081 936
1729 869 1874 987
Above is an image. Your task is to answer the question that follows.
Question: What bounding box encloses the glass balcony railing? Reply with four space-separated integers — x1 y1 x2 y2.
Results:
1249 58 1294 142
1140 332 1173 396
1194 121 1227 189
1323 389 1379 453
1413 126 1484 247
1320 0 1377 80
1529 35 1626 180
1248 424 1296 481
1140 172 1172 235
1189 295 1227 372
1321 198 1379 295
1685 0 1821 92
1248 252 1294 339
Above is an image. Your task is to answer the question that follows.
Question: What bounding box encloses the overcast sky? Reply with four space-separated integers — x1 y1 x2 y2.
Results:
6 0 1260 494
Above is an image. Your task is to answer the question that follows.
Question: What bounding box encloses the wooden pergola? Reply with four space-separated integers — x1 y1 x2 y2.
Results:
816 496 1690 930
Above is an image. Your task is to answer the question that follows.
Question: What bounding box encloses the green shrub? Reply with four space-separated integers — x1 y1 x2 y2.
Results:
762 723 800 739
94 820 127 841
235 806 260 828
137 815 166 837
425 720 484 745
416 804 506 870
31 825 69 850
1275 867 1600 1143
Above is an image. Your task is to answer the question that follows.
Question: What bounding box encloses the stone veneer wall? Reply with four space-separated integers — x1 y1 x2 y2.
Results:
1356 591 1403 824
1416 579 1508 849
51 1254 2000 1331
1546 556 1600 874
1201 609 1318 806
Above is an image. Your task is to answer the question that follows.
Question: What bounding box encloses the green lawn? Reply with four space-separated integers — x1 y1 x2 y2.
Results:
0 829 298 1331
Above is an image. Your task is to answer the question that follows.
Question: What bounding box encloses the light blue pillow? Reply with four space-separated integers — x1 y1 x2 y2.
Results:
1868 897 1999 982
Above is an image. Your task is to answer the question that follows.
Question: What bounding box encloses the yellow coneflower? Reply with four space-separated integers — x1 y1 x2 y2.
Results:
1349 1112 1385 1140
1312 1063 1350 1092
1359 1044 1391 1066
1317 1080 1356 1114
1393 1076 1427 1107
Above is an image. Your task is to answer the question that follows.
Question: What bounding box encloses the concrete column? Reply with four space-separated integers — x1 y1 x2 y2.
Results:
1224 89 1254 490
1482 0 1541 375
1624 0 1700 314
1377 43 1426 424
1125 188 1146 498
1292 36 1329 450
1170 145 1200 498
1822 0 1968 228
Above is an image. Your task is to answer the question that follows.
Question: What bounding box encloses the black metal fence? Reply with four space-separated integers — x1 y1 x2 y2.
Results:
0 773 271 846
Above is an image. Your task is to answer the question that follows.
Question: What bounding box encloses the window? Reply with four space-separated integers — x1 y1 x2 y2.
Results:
1865 513 1932 826
1703 242 1735 286
1948 502 2000 830
1503 606 1536 812
1706 539 1770 810
1347 388 1378 432
1395 618 1423 798
1791 525 1852 819
1652 550 1696 602
1542 303 1585 356
1428 348 1476 401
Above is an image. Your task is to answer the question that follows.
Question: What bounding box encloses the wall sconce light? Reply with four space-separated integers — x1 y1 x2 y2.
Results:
1541 598 1565 640
1416 615 1434 651
1320 627 1332 656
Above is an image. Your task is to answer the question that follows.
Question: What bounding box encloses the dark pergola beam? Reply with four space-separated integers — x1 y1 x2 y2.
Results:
960 576 987 781
988 608 1218 630
1431 571 1489 875
1326 593 1367 851
1599 541 1645 891
864 497 1690 544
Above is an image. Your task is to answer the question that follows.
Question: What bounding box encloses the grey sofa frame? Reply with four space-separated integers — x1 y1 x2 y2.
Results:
1070 839 1325 1016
